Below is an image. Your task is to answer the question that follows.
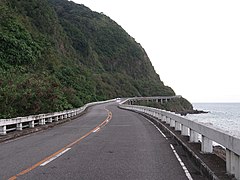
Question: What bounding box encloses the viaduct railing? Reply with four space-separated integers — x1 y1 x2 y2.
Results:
0 99 116 136
120 97 240 180
126 95 182 105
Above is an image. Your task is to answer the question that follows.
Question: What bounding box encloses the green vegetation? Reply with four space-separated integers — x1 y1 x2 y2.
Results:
0 0 176 118
135 97 194 115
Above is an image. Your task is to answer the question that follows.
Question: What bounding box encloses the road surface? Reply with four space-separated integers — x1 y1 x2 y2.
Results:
0 101 202 179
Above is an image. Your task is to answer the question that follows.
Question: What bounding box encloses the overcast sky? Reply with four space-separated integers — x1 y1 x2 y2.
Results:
72 0 240 103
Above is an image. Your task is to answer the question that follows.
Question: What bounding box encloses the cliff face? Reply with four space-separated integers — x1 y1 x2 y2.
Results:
0 0 175 118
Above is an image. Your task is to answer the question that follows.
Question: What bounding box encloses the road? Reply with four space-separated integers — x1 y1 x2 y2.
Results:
0 101 202 180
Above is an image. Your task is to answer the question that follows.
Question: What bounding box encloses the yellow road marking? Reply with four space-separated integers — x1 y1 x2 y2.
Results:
8 108 112 180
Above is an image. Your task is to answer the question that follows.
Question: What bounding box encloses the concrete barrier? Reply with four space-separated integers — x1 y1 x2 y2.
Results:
120 101 240 180
0 99 116 136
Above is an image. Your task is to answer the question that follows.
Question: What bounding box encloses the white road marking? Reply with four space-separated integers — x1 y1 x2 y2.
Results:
145 118 168 139
144 117 193 180
170 144 193 180
93 127 100 133
40 148 71 166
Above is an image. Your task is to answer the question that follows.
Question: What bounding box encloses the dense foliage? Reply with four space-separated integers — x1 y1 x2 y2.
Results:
0 0 176 118
135 97 194 115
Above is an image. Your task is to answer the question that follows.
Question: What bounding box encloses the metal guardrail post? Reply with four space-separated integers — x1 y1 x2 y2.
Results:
56 116 59 122
48 117 53 123
0 125 6 135
39 118 46 125
16 123 23 131
29 121 34 128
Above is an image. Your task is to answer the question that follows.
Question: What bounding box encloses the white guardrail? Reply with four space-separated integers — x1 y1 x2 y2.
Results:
0 99 116 136
120 98 240 180
126 95 182 104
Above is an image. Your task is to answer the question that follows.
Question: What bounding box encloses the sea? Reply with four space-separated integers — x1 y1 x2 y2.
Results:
186 103 240 139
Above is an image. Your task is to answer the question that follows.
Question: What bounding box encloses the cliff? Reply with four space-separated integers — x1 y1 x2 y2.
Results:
0 0 180 118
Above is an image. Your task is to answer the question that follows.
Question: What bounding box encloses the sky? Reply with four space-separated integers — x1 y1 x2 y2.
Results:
72 0 240 103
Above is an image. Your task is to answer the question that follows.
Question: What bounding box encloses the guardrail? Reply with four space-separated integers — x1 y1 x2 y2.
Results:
0 99 116 136
120 100 240 180
126 95 181 105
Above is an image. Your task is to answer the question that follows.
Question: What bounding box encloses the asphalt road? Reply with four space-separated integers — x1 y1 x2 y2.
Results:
0 101 202 180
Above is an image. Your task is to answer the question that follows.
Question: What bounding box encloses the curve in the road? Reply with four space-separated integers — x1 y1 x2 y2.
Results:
0 101 205 180
8 108 112 180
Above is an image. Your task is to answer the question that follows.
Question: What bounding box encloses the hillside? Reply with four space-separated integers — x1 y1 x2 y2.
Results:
0 0 179 118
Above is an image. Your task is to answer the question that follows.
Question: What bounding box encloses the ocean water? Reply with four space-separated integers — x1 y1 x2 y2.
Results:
186 103 240 138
